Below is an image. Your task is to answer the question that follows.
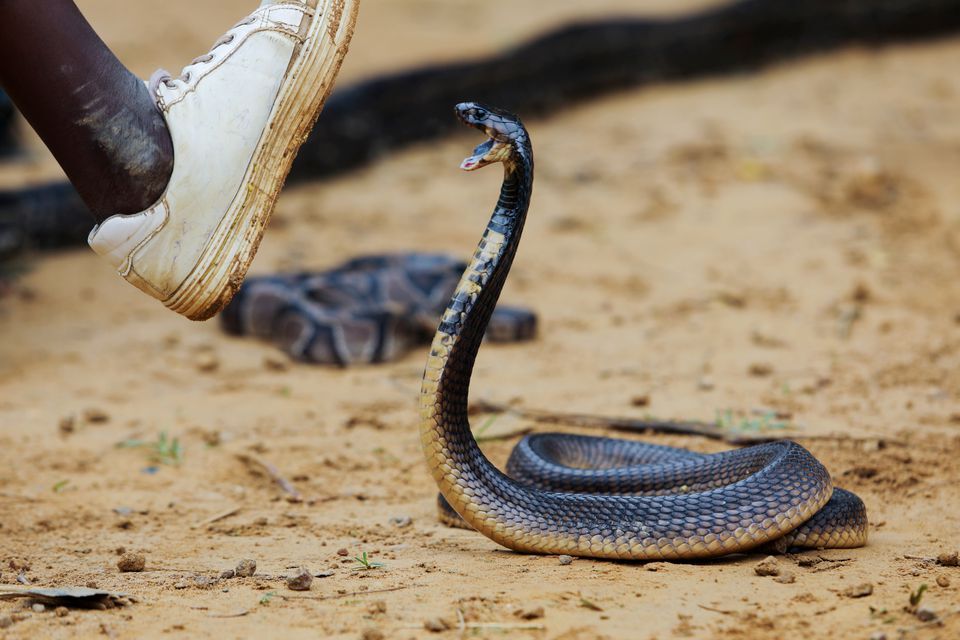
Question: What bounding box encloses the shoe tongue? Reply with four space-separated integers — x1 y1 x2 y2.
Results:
146 69 173 103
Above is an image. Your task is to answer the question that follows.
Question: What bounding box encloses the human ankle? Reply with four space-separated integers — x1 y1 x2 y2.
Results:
77 72 174 222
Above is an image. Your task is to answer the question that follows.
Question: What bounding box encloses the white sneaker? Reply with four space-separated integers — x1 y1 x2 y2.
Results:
88 0 359 320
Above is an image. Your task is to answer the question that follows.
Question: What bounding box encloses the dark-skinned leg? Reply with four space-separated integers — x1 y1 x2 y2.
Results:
0 88 16 157
0 0 173 222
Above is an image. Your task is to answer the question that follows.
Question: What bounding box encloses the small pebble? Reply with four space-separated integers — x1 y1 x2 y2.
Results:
235 559 257 577
7 559 29 572
336 548 349 557
748 362 774 377
361 629 385 640
368 601 387 615
174 581 189 590
869 633 887 640
263 355 289 372
193 575 215 588
424 617 451 633
754 556 780 577
286 566 313 591
83 408 110 423
58 416 76 435
10 613 29 623
936 575 950 588
851 282 872 303
117 553 146 573
630 394 650 407
389 516 413 528
773 571 796 584
0 615 12 629
31 604 45 613
558 555 574 566
85 581 98 589
515 606 545 620
220 569 235 580
646 563 666 572
54 607 69 618
843 583 873 598
915 606 937 622
697 376 715 391
937 551 959 567
194 352 220 373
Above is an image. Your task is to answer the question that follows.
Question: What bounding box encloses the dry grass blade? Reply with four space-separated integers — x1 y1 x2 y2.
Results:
235 453 302 501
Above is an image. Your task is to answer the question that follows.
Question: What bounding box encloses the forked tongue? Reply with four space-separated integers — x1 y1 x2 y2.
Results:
461 138 494 171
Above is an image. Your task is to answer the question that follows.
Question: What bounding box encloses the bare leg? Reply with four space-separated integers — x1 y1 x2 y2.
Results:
0 0 173 222
0 88 15 157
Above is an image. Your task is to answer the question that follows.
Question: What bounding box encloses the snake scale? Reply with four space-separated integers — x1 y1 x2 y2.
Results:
420 102 868 559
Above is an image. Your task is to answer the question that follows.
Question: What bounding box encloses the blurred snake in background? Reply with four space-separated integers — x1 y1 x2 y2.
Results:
220 254 537 366
420 102 868 559
4 0 960 257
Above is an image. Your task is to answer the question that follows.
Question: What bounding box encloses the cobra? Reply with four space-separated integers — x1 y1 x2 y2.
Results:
418 102 868 560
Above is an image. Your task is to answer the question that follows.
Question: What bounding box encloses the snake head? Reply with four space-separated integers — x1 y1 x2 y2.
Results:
456 102 525 171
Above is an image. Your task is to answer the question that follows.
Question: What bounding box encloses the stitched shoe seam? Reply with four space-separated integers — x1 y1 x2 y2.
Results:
159 24 306 110
152 5 307 108
121 198 171 277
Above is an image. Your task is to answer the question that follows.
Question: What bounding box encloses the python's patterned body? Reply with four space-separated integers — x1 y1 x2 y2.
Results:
419 102 867 559
220 254 536 366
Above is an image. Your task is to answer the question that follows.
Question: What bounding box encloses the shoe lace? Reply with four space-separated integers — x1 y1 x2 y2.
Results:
148 15 258 95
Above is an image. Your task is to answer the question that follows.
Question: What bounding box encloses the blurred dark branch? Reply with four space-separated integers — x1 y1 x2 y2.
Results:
290 0 960 181
3 0 960 253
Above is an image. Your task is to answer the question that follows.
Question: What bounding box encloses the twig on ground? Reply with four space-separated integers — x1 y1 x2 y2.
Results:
286 585 414 602
698 604 737 615
471 400 900 445
578 594 604 612
465 623 547 631
235 454 302 502
817 556 854 563
0 492 37 502
208 610 251 619
400 622 546 631
471 400 784 443
903 554 937 563
898 608 960 635
191 506 242 530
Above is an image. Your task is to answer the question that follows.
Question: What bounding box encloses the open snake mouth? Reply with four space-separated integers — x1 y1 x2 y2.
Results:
456 101 515 171
460 138 496 171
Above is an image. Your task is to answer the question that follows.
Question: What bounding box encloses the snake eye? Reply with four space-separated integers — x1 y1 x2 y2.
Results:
472 108 487 121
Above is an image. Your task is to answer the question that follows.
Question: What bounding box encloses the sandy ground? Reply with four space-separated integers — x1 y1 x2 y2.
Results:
2 1 960 639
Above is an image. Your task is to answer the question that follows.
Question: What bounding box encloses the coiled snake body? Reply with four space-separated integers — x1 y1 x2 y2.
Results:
220 254 537 366
419 102 867 559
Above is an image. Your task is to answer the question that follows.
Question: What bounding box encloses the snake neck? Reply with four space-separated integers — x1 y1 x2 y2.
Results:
419 138 533 502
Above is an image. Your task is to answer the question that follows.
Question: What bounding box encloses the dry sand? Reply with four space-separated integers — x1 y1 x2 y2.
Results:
1 1 960 638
